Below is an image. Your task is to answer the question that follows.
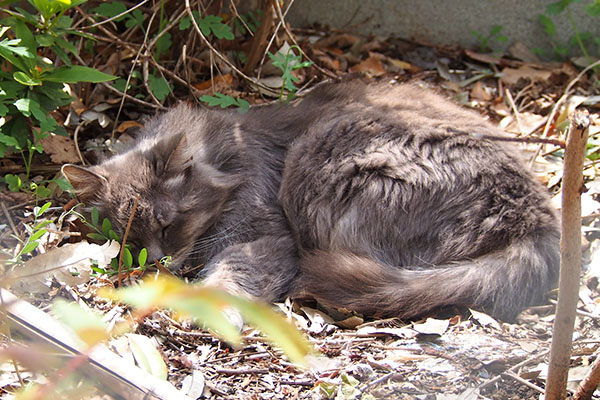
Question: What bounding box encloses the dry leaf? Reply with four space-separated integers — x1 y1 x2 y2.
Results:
116 121 143 133
469 309 501 330
39 134 79 164
508 42 541 63
470 81 492 101
6 241 120 293
412 318 450 335
349 56 386 76
193 73 233 91
500 65 552 86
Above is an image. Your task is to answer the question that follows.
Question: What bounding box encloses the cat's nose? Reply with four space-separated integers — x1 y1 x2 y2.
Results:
146 242 165 262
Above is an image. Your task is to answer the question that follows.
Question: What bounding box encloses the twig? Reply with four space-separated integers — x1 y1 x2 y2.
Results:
72 122 86 166
141 10 163 107
501 371 545 394
573 351 600 400
272 0 338 79
243 0 275 75
505 88 525 137
215 367 269 375
546 109 591 400
101 82 164 110
478 349 550 390
117 194 140 288
360 372 402 393
184 0 273 93
79 0 150 29
279 379 314 386
256 0 294 80
1 202 19 238
445 127 565 147
529 59 600 167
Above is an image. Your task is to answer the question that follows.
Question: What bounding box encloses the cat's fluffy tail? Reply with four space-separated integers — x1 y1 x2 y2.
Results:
294 229 559 321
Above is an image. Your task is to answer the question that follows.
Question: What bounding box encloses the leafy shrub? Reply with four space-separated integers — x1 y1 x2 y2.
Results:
0 0 116 191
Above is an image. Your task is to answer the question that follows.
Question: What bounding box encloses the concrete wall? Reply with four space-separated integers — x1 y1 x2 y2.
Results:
287 0 599 58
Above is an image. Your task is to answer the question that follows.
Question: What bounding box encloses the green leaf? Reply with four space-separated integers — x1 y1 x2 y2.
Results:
102 218 112 237
148 73 171 101
179 15 191 30
14 19 35 56
109 229 120 241
155 32 172 58
88 232 108 242
197 15 234 40
546 0 569 14
34 201 52 217
20 240 39 255
43 66 117 83
199 93 249 110
124 9 145 29
4 174 22 192
122 247 133 268
126 334 168 379
92 2 128 20
490 25 503 36
29 228 47 242
138 248 147 267
91 207 99 227
15 98 32 116
52 176 73 191
0 133 20 148
585 1 600 16
13 71 42 86
539 14 556 37
52 300 109 346
0 36 34 58
36 33 54 47
34 220 53 230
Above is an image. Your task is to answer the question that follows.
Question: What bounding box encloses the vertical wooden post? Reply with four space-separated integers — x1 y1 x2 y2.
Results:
545 109 590 399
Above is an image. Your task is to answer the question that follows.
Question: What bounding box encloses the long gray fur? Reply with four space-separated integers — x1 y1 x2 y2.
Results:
62 80 560 321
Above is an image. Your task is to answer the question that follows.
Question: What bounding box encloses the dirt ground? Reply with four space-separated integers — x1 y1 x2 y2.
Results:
1 2 600 399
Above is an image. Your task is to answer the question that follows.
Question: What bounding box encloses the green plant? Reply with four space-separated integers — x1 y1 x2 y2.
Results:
3 200 53 264
471 25 508 53
268 45 313 101
538 0 600 61
199 92 250 110
233 9 262 36
91 1 145 30
179 11 234 40
0 0 116 192
78 206 150 275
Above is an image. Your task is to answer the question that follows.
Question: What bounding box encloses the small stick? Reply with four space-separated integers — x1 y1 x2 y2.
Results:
546 109 591 400
117 194 140 287
214 367 269 375
184 0 274 93
272 0 338 79
501 371 545 394
1 202 19 237
573 352 600 400
505 88 525 137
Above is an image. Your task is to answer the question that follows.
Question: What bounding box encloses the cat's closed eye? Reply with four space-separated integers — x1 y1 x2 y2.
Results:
160 225 170 240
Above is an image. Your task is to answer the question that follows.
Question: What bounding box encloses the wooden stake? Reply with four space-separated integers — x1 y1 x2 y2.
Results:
545 108 590 400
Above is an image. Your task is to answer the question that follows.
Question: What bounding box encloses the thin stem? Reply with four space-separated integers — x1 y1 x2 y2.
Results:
568 5 591 64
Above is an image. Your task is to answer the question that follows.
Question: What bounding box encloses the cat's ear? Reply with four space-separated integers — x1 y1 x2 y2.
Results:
161 131 191 174
61 164 107 203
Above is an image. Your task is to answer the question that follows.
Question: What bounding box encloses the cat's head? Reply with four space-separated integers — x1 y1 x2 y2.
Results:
62 107 241 269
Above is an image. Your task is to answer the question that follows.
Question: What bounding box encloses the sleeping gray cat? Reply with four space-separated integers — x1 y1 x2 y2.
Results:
62 80 560 321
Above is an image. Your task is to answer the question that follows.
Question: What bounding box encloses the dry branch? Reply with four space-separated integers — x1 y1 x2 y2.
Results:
545 108 590 400
573 352 600 400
